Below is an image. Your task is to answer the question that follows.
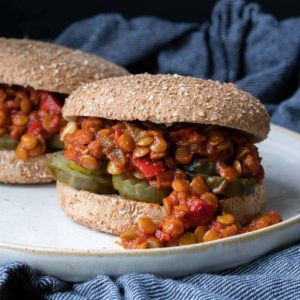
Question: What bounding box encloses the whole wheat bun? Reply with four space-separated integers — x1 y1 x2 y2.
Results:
0 38 128 184
57 181 266 235
63 74 270 142
0 150 59 184
0 38 128 94
60 74 269 234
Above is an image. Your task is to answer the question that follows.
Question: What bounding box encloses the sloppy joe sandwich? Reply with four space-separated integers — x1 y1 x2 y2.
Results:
50 74 281 249
0 38 128 184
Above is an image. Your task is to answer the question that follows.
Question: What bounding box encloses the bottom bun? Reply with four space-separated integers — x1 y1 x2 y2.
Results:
57 181 266 235
0 150 58 184
57 181 166 235
219 183 266 224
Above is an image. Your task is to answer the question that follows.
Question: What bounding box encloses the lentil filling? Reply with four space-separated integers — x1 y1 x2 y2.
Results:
52 117 282 249
0 84 66 159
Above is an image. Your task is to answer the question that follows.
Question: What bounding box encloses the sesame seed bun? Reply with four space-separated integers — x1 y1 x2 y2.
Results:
57 181 265 235
63 74 270 142
0 150 59 184
0 38 128 94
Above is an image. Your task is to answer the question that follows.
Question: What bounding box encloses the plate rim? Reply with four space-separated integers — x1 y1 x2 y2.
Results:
0 123 299 257
1 214 300 257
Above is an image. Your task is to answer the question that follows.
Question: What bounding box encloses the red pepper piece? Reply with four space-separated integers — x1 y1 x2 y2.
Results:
27 121 44 136
114 127 123 143
40 92 62 114
50 114 61 132
132 158 165 178
185 196 215 227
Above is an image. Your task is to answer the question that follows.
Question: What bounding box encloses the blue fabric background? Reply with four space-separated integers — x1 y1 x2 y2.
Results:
57 0 300 132
1 0 300 299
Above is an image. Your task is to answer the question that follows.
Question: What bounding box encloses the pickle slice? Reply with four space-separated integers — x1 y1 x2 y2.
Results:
202 175 256 197
0 134 18 150
184 158 216 176
49 154 115 194
112 174 171 204
47 134 64 150
67 160 104 176
184 159 256 197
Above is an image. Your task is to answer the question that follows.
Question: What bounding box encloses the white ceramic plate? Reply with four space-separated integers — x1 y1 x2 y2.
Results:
0 124 300 282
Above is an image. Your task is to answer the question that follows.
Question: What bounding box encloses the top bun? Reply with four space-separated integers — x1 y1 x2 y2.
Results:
0 38 128 94
63 74 270 142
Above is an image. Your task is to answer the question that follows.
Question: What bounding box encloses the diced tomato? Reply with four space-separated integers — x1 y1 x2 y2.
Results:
155 171 174 189
135 232 148 245
155 229 172 243
114 127 123 142
5 100 19 110
170 127 206 146
170 127 197 139
50 114 61 132
241 210 282 233
256 165 265 184
132 158 165 178
0 103 6 110
40 92 62 114
210 221 224 233
27 121 44 136
185 196 215 227
28 111 40 123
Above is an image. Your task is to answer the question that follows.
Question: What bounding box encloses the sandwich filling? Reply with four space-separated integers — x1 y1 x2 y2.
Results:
0 84 66 159
50 117 282 248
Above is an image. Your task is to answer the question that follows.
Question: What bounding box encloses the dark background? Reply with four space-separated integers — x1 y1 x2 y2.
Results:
1 0 300 39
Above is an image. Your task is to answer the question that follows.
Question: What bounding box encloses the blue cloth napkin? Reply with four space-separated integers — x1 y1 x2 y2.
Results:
56 0 300 133
1 0 300 299
1 244 300 299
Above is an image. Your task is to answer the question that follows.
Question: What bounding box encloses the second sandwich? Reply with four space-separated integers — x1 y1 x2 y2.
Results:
0 38 128 184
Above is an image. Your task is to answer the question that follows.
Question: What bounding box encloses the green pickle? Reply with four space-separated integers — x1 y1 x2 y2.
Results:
112 174 171 204
0 134 18 150
49 154 115 194
183 158 255 197
202 175 256 197
47 134 65 150
184 158 216 176
67 160 104 176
